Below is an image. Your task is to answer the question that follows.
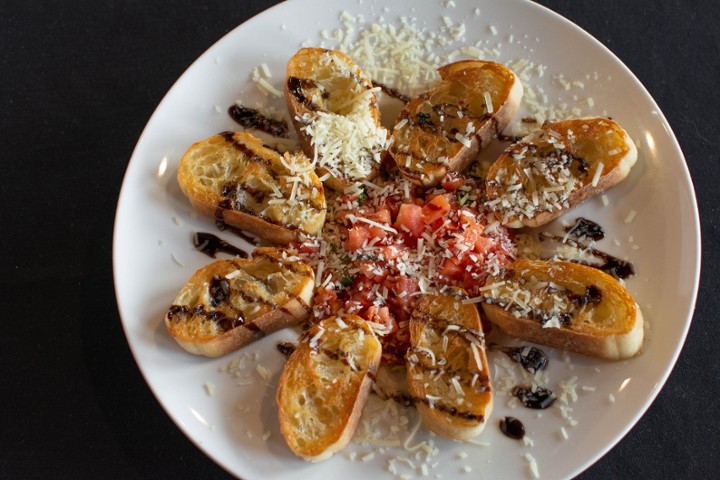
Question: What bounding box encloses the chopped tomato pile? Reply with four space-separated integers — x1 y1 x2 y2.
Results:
295 169 516 364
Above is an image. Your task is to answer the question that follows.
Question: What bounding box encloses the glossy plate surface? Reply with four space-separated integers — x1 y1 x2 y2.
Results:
113 0 700 478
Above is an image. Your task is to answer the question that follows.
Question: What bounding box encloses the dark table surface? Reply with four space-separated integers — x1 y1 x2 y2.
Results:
2 1 718 478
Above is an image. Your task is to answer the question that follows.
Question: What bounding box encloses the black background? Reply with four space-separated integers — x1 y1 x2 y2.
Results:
2 1 718 478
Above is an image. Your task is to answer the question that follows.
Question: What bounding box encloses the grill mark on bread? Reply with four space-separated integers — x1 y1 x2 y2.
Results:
412 311 485 344
220 131 269 162
407 347 490 391
243 321 267 337
505 143 590 176
166 304 245 333
282 297 312 317
376 390 484 418
414 396 485 422
208 135 325 223
250 250 312 274
211 139 325 216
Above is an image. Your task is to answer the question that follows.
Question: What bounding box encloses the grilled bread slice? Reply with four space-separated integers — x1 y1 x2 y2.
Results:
389 60 523 188
485 117 638 228
164 248 315 357
285 47 387 190
177 131 326 244
277 314 382 462
481 259 643 360
405 291 493 440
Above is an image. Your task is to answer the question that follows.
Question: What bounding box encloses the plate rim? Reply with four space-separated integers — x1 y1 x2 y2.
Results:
112 0 702 478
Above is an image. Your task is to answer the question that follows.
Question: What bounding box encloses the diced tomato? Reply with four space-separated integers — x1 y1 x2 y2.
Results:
344 280 375 312
291 240 318 255
422 194 451 225
354 227 388 248
314 286 337 305
441 172 465 191
380 320 410 365
334 209 354 225
313 286 340 318
365 306 396 332
394 203 424 238
439 257 464 280
369 208 392 225
358 260 388 283
387 275 419 311
346 226 370 251
462 222 491 253
381 244 410 261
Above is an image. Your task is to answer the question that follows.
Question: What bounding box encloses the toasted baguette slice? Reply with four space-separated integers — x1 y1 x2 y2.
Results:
164 248 314 357
406 291 493 440
485 117 638 228
389 60 523 188
481 259 643 360
285 48 387 190
277 314 382 462
177 131 326 244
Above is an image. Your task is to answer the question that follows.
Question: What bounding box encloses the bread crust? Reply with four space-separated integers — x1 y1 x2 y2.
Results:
285 47 385 190
164 248 315 357
388 60 523 188
406 291 493 440
177 131 326 244
276 315 382 462
481 259 643 360
486 117 638 228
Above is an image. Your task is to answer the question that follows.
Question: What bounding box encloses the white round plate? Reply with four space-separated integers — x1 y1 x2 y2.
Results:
113 0 700 478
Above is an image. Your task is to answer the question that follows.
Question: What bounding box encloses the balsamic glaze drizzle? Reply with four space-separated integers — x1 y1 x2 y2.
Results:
500 416 526 440
228 105 289 138
372 81 411 103
539 232 635 280
193 232 248 258
564 217 605 242
492 345 549 374
513 386 556 409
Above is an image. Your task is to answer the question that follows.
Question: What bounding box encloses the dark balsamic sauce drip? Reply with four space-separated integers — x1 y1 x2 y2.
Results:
564 217 605 241
209 275 230 306
287 76 320 111
492 345 549 373
193 232 248 258
276 342 296 357
372 81 411 103
521 117 538 124
513 386 556 409
539 232 636 280
600 256 636 279
228 105 289 138
499 416 526 440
